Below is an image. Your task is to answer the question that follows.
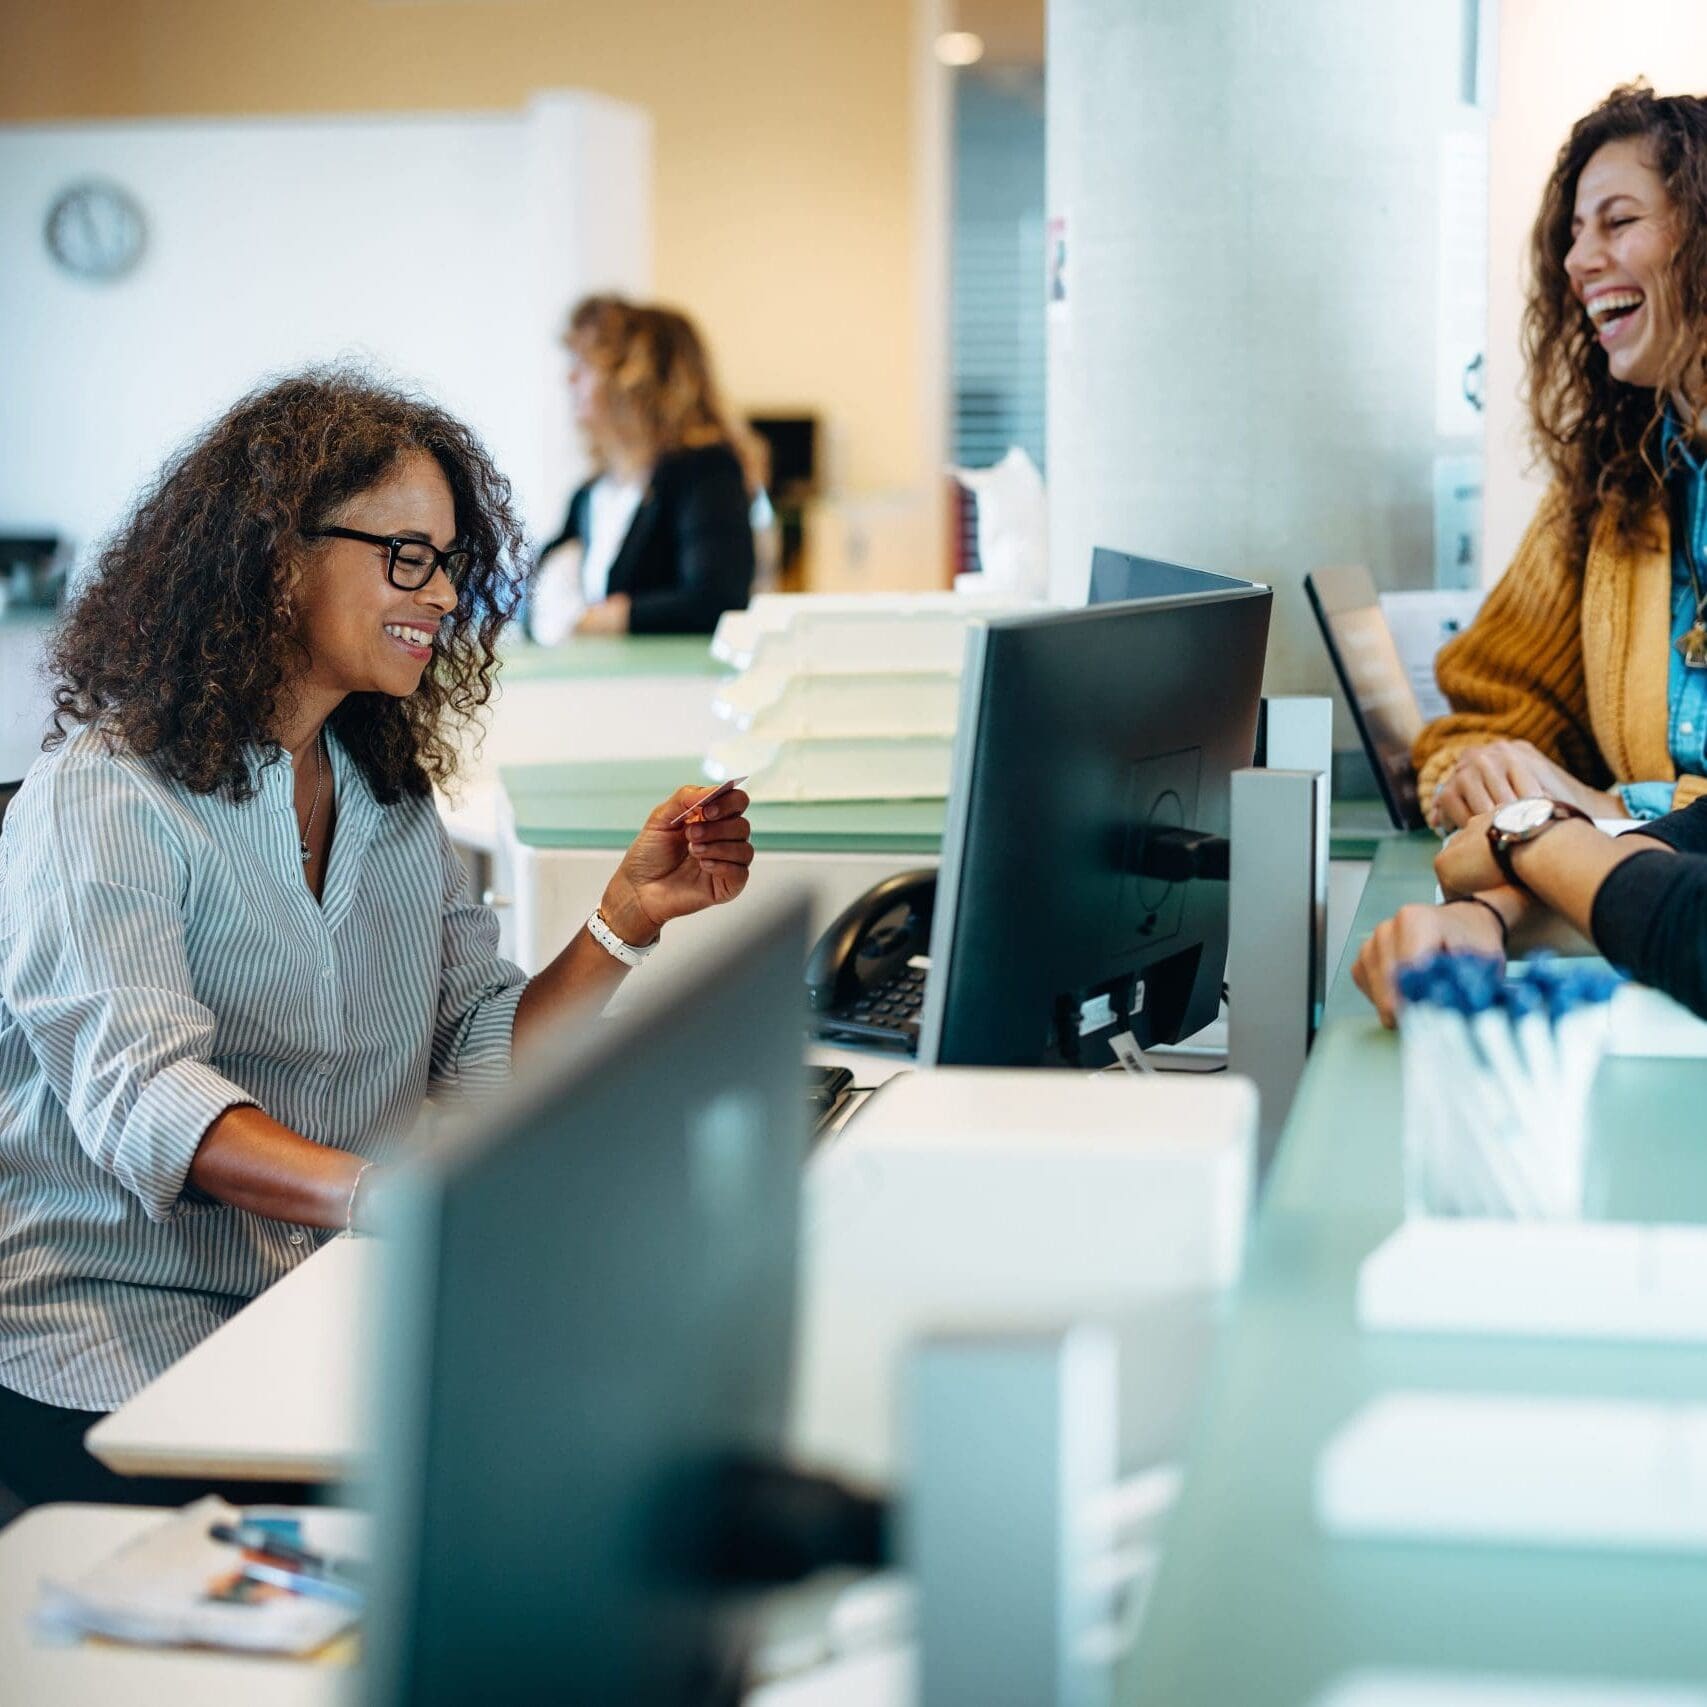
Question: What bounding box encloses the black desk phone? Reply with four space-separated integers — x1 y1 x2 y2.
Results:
804 868 937 1050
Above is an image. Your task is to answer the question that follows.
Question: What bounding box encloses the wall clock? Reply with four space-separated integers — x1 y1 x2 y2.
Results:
45 180 147 281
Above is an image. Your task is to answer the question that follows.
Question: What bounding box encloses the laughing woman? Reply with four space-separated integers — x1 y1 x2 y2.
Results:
0 373 753 1508
1416 85 1707 831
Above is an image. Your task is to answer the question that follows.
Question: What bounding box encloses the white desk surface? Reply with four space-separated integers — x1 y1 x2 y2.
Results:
85 1238 368 1485
87 1043 1217 1493
441 668 727 857
468 664 726 768
84 1051 907 1487
434 776 500 855
0 1502 886 1707
0 1503 345 1707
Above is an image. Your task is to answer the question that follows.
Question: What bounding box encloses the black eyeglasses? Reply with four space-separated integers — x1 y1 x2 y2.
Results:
304 526 473 592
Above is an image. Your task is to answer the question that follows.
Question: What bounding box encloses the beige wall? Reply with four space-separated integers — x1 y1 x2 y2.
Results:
0 0 935 502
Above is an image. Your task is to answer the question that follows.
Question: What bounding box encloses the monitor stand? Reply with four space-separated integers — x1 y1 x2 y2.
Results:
1228 763 1328 1173
1120 1010 1227 1074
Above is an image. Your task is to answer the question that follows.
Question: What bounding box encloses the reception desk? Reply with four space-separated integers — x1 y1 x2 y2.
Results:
1121 835 1707 1705
438 634 730 854
492 755 943 976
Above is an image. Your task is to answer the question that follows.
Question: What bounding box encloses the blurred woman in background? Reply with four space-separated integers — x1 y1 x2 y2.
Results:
529 295 765 641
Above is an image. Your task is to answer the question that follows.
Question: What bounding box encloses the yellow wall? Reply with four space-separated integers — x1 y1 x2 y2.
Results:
0 0 931 499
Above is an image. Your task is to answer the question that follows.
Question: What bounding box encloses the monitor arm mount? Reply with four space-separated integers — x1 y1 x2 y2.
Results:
677 1456 892 1586
1134 826 1230 884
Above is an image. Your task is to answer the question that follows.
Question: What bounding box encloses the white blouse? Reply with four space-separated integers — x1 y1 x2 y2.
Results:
0 723 527 1409
529 474 646 646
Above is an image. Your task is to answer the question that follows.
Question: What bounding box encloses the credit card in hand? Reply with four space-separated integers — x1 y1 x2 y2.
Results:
667 776 748 829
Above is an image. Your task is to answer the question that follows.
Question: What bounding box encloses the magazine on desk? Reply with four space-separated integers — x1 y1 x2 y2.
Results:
34 1495 368 1656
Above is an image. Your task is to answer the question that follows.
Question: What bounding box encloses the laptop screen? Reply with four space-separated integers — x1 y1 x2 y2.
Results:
1305 566 1428 831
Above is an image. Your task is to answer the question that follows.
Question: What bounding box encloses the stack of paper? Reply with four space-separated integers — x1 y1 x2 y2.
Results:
34 1496 367 1656
706 592 1038 802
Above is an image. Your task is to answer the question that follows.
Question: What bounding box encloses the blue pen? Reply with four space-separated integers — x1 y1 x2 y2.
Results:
1398 956 1532 1214
209 1519 364 1583
239 1557 365 1610
1396 950 1625 1219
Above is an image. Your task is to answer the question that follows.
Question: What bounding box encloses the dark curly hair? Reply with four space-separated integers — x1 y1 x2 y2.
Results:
1526 82 1707 558
47 369 526 804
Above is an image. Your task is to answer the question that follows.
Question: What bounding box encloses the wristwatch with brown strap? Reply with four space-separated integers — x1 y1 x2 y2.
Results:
1485 796 1592 892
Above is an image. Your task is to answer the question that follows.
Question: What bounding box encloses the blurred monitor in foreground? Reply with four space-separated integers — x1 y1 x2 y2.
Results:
364 899 811 1707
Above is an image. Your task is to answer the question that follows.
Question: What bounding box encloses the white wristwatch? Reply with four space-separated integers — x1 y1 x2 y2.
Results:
586 908 656 968
1486 796 1590 890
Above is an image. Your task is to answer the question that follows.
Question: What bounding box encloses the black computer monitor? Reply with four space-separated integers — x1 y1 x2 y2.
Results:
1087 545 1252 604
363 898 812 1707
916 590 1272 1068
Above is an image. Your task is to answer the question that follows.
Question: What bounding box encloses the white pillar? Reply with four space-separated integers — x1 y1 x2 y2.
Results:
1047 1 1466 692
524 92 652 537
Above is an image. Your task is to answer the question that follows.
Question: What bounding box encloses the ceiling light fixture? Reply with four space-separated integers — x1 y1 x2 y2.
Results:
934 31 985 67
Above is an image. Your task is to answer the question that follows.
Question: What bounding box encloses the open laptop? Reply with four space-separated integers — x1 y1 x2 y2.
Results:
1304 565 1429 831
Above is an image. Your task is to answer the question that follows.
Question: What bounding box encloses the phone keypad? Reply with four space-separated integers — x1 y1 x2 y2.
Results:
825 964 927 1050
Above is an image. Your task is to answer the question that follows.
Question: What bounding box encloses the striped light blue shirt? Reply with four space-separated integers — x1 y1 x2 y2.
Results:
0 722 527 1410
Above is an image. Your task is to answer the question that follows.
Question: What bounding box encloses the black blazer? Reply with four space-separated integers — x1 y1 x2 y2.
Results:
536 442 755 636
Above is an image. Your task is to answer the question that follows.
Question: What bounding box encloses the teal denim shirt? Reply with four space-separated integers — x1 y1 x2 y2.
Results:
1618 417 1707 818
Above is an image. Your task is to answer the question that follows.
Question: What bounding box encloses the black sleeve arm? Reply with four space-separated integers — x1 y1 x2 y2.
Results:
1591 847 1707 1018
626 451 755 636
1624 796 1707 856
534 488 586 564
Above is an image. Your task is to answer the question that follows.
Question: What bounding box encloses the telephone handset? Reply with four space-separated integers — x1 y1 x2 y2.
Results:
805 869 938 1048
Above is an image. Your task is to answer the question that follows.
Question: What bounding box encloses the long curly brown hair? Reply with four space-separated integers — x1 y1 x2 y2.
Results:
47 370 526 804
1526 82 1707 558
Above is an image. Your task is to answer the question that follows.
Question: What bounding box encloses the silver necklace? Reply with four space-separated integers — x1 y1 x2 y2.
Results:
298 734 324 865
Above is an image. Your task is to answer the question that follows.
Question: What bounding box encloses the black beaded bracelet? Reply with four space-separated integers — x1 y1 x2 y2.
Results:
1443 893 1509 948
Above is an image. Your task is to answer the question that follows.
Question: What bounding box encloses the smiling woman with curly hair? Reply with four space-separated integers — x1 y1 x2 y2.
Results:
1415 84 1707 836
1358 88 1707 1032
0 370 755 1509
48 370 522 805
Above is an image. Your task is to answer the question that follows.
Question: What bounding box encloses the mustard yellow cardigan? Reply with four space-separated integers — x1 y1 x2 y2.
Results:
1414 490 1707 812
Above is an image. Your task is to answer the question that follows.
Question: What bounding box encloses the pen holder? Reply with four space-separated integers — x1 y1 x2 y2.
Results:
1396 953 1622 1220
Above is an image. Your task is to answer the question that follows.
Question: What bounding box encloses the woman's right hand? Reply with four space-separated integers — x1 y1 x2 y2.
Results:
1351 899 1508 1029
601 784 754 939
1429 738 1621 830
